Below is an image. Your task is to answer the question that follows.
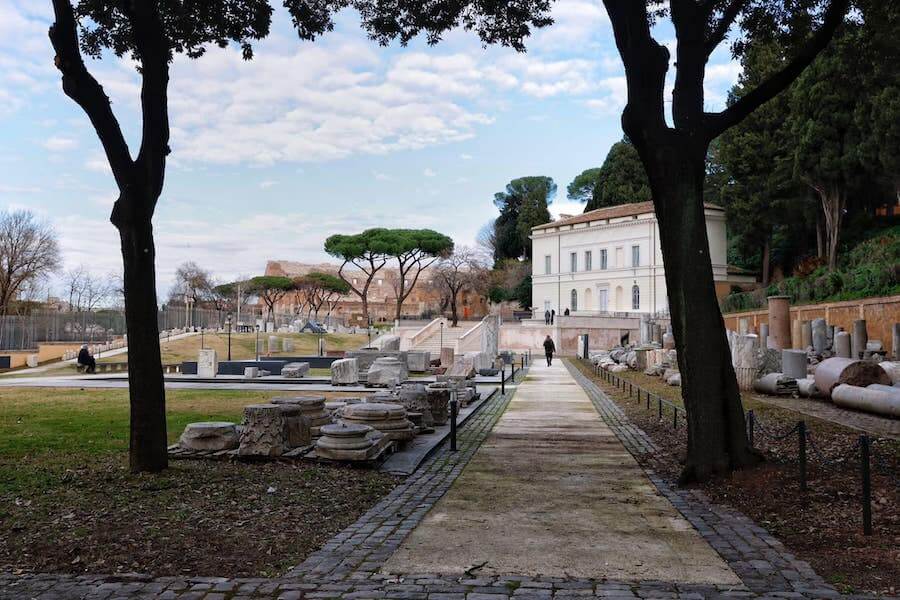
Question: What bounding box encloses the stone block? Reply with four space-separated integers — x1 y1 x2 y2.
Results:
283 338 295 352
440 347 454 367
244 366 259 379
178 422 239 451
315 423 383 461
281 362 310 378
238 404 286 456
197 348 217 378
380 335 401 351
446 355 475 378
331 358 359 385
366 356 405 387
407 351 431 372
26 354 38 368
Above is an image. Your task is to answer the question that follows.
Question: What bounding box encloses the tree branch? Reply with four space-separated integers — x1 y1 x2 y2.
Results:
703 0 849 140
704 0 747 56
49 0 134 190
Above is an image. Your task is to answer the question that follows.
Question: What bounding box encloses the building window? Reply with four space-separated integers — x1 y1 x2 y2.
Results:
632 245 640 267
585 250 592 271
631 285 640 310
571 289 578 311
570 252 577 273
600 249 608 270
544 255 552 274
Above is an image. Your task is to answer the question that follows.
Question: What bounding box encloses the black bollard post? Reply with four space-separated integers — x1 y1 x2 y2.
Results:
501 364 506 395
747 410 755 448
658 396 662 420
673 406 678 428
860 435 872 535
798 421 807 492
450 393 458 452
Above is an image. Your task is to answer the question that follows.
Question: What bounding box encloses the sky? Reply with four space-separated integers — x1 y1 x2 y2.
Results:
0 1 741 297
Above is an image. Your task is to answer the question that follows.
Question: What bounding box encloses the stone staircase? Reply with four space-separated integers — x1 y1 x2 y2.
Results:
411 322 476 354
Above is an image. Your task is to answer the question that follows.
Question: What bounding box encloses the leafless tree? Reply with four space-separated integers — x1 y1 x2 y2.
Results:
169 261 213 305
435 247 488 326
475 220 498 264
0 210 62 314
63 265 115 312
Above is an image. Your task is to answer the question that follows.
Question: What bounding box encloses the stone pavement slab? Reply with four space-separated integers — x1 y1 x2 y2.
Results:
383 362 739 585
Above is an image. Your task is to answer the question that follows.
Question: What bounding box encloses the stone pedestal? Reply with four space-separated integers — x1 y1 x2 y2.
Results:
399 383 433 429
268 336 280 354
331 358 359 385
282 362 310 378
275 403 308 447
178 422 239 451
811 318 827 355
425 383 451 425
782 349 807 380
380 335 401 351
440 347 454 368
662 332 675 350
197 348 218 378
800 321 812 349
367 356 405 387
892 323 899 360
244 366 259 379
407 351 431 373
447 354 476 378
481 314 500 361
852 320 868 359
340 402 415 443
272 396 332 437
283 338 295 352
767 296 791 350
238 404 286 457
732 334 759 391
834 331 851 358
315 423 383 461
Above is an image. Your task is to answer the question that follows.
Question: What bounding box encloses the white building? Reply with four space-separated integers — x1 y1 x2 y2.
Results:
530 201 754 317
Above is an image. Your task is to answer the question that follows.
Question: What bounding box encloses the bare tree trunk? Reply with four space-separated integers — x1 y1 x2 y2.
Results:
449 295 459 327
636 135 760 481
761 235 771 287
819 187 844 270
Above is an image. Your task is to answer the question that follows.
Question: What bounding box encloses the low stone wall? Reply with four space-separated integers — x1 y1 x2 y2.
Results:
723 294 900 356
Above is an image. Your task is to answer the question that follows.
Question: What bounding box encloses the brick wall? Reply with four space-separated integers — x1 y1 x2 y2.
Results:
723 294 900 356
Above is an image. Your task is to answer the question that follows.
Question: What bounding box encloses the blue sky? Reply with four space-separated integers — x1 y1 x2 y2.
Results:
0 1 740 296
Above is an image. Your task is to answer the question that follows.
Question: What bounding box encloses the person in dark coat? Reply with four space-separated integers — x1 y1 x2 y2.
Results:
77 344 96 374
543 335 556 366
550 309 555 325
544 309 551 325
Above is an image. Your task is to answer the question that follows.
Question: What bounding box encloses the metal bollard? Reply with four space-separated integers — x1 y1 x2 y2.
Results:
673 406 678 428
860 435 872 535
747 410 755 448
658 396 662 419
501 364 506 395
798 421 807 492
450 392 458 452
646 393 651 411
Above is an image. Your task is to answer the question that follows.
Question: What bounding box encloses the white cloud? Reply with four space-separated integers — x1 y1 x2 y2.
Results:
459 153 473 160
372 170 392 181
0 184 42 194
423 168 437 177
259 180 278 189
583 76 627 115
43 136 78 152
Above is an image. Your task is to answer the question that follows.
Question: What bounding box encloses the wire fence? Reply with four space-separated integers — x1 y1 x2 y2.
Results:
583 358 898 536
0 306 305 351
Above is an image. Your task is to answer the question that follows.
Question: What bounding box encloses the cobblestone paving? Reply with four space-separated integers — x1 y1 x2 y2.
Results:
0 365 890 599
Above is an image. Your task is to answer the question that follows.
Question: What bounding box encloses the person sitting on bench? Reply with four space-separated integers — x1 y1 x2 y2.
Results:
77 344 96 374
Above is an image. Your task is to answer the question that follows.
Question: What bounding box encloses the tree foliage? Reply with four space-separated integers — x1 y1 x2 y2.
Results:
493 176 555 262
294 271 350 320
381 229 453 320
434 246 487 326
583 139 651 211
247 275 294 320
567 168 602 203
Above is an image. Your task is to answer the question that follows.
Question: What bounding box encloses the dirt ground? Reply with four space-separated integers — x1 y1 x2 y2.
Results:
0 457 397 578
571 360 900 598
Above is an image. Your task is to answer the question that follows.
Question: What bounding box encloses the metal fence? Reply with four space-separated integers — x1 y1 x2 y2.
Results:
0 306 350 350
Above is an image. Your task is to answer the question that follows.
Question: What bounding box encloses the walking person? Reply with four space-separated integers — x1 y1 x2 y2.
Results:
543 335 556 367
544 309 551 325
550 309 555 325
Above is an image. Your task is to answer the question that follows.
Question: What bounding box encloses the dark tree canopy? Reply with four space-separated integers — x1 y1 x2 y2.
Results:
493 176 555 262
583 138 651 211
567 168 602 203
283 0 553 51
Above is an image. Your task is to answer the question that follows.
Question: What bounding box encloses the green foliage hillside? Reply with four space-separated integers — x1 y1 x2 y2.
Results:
721 226 900 312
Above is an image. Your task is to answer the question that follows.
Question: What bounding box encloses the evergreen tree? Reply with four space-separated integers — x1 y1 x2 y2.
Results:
583 138 651 211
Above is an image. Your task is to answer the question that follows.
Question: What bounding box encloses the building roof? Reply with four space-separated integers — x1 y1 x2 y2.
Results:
531 201 724 232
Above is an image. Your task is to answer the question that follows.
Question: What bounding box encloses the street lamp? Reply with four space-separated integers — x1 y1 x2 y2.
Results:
226 313 233 361
255 323 260 362
367 317 373 348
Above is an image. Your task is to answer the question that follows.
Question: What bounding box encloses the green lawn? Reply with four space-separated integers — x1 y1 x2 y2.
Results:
0 387 359 494
99 331 368 364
